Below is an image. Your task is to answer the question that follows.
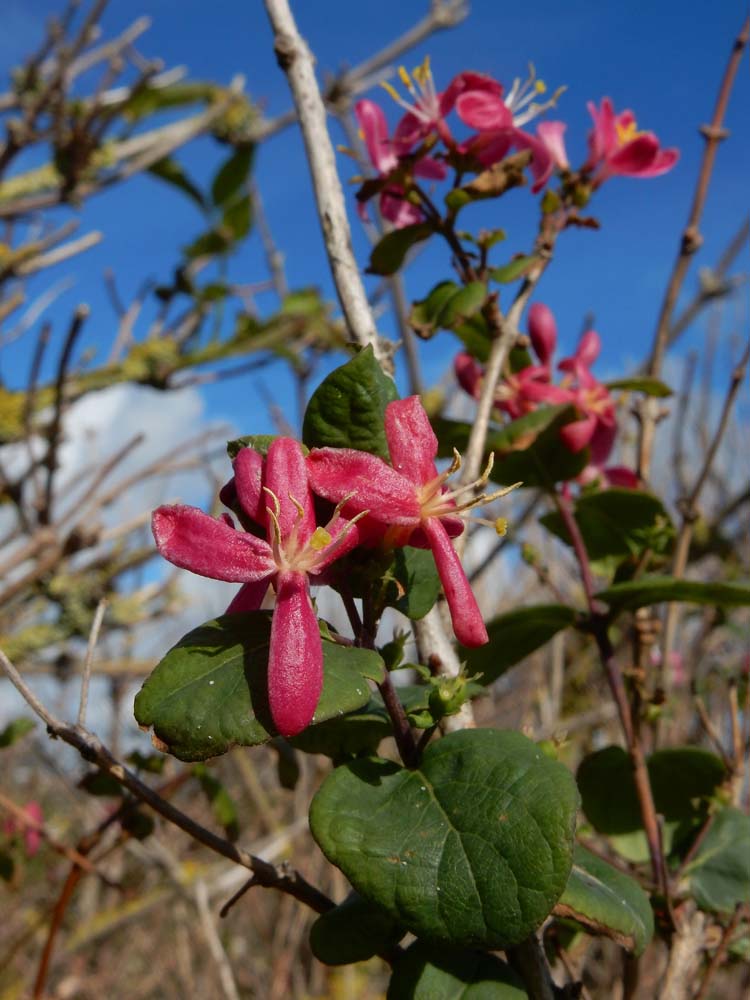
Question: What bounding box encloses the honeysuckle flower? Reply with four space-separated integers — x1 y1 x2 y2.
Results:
557 332 617 462
152 438 362 737
355 98 446 228
585 97 679 184
307 396 515 648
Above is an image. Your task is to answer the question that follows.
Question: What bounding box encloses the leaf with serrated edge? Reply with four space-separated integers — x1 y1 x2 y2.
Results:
134 612 383 761
310 729 579 949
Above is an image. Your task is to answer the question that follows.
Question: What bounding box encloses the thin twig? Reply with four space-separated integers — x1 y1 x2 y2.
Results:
639 13 750 479
694 904 744 1000
77 597 107 727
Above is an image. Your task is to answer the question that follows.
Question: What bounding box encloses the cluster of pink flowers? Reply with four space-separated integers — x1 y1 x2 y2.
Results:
152 398 497 738
355 59 678 226
455 303 637 489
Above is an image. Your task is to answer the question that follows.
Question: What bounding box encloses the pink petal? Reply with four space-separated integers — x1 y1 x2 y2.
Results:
455 352 483 399
152 505 275 582
23 802 43 857
608 133 661 175
537 120 569 170
456 90 513 131
393 111 429 154
264 438 316 545
409 513 463 548
307 448 421 525
586 97 617 165
385 396 439 486
226 579 270 614
511 127 554 193
559 414 596 453
421 517 487 647
604 465 639 489
233 447 265 524
380 190 423 227
355 99 398 174
589 417 617 466
440 71 503 116
268 571 323 737
527 303 557 366
463 130 513 167
414 156 448 180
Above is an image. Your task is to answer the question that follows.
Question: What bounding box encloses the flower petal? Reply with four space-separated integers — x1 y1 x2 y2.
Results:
559 414 596 453
527 303 557 366
234 447 265 524
264 437 316 544
456 90 513 131
152 505 275 582
268 571 323 737
384 396 438 486
537 120 569 170
226 579 270 614
355 99 397 173
421 517 488 648
307 448 421 525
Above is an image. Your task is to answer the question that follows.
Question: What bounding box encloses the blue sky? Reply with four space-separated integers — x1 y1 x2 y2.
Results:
1 0 748 434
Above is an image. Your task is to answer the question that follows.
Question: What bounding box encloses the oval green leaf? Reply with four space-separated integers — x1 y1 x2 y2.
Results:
134 612 383 761
462 605 575 686
310 891 404 966
310 729 579 950
302 345 399 459
681 808 750 913
557 845 654 955
595 577 750 614
368 223 433 276
387 941 527 1000
605 376 673 398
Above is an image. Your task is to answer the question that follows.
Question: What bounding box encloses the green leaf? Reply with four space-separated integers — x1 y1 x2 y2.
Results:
490 256 537 284
310 729 579 949
226 434 284 460
193 764 240 841
577 746 726 836
409 281 460 338
148 157 206 211
184 228 231 260
439 282 488 328
302 346 399 459
368 223 433 276
682 808 750 913
222 193 253 240
605 376 673 398
0 717 35 748
454 314 493 362
595 577 750 615
211 146 254 206
409 281 487 339
390 547 442 620
540 490 673 562
310 892 404 965
79 771 123 797
462 605 575 686
558 845 654 955
134 613 383 761
387 941 527 999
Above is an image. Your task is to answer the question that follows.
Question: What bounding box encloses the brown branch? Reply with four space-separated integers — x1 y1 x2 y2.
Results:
0 647 334 918
639 14 750 479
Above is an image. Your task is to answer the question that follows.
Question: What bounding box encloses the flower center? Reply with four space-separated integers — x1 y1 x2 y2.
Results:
505 63 566 127
263 488 366 575
615 119 645 146
418 450 519 535
381 56 441 126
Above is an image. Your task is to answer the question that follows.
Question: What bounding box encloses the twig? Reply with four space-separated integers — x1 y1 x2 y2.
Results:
694 904 744 1000
0 647 336 917
263 0 387 365
194 878 242 1000
77 597 107 727
40 304 90 525
661 334 750 678
639 13 750 479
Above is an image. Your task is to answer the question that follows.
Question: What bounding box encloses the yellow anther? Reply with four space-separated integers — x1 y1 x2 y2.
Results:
310 527 332 551
398 66 414 91
381 80 401 103
535 80 547 94
495 517 508 537
616 119 642 144
412 56 431 86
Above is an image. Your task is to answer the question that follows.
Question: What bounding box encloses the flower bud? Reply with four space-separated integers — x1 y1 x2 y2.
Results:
528 303 557 366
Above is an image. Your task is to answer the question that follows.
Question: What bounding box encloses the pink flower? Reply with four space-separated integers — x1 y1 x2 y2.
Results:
307 397 512 648
355 98 445 228
586 98 678 184
557 331 617 463
152 439 361 737
3 801 43 857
